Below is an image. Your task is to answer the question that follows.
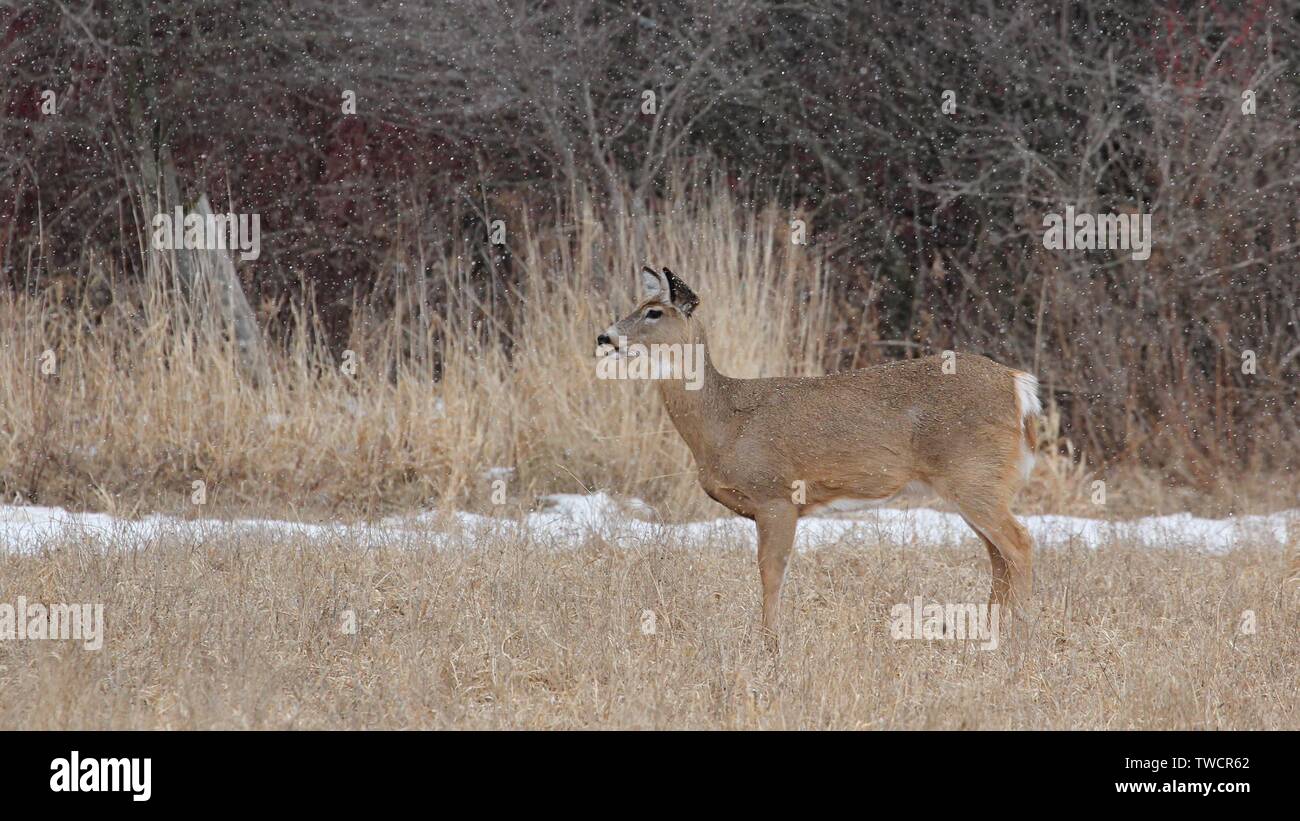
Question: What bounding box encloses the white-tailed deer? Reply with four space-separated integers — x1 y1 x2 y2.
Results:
597 266 1042 649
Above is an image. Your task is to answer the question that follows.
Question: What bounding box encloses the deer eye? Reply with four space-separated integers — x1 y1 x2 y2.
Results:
644 308 663 320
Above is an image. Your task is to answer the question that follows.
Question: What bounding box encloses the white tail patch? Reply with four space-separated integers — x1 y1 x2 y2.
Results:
1013 371 1041 481
1013 371 1041 420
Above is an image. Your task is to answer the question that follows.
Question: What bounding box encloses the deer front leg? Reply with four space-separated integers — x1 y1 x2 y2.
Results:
755 501 799 652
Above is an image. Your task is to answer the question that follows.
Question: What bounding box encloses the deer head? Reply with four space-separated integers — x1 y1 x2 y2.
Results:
596 266 700 358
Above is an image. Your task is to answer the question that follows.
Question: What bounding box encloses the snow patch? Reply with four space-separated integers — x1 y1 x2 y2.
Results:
0 495 1292 555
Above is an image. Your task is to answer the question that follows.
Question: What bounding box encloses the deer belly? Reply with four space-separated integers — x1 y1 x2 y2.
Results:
806 481 932 515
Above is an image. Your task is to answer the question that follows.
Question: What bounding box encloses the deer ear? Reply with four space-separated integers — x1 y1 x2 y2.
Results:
640 266 669 302
662 268 699 317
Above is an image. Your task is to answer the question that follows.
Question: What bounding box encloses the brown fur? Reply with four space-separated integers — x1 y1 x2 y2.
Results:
599 267 1040 649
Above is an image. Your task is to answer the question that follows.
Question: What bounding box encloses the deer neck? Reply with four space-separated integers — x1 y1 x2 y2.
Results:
655 323 733 461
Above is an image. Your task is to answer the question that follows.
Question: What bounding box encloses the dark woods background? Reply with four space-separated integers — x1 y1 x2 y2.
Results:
3 0 1298 480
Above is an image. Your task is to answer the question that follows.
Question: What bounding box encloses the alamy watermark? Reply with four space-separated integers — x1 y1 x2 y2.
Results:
596 338 706 391
0 596 103 650
50 751 150 802
151 206 261 260
889 597 1000 650
1043 206 1152 261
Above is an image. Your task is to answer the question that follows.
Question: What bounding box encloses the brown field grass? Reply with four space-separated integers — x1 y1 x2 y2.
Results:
4 178 1296 523
1 524 1296 730
1 178 1296 731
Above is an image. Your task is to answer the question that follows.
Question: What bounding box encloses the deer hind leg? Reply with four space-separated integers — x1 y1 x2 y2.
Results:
962 516 1013 609
755 500 799 651
958 503 1033 613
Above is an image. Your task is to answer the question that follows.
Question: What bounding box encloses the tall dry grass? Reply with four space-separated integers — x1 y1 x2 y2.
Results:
0 176 1291 522
0 178 839 520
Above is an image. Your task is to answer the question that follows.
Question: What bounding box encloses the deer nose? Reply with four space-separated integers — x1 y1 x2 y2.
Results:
596 333 612 347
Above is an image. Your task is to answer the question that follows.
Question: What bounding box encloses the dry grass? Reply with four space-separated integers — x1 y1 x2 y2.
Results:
1 176 1295 730
1 525 1296 730
5 176 1294 522
0 177 838 521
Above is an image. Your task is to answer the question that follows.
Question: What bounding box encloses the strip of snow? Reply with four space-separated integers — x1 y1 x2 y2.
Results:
0 494 1292 555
